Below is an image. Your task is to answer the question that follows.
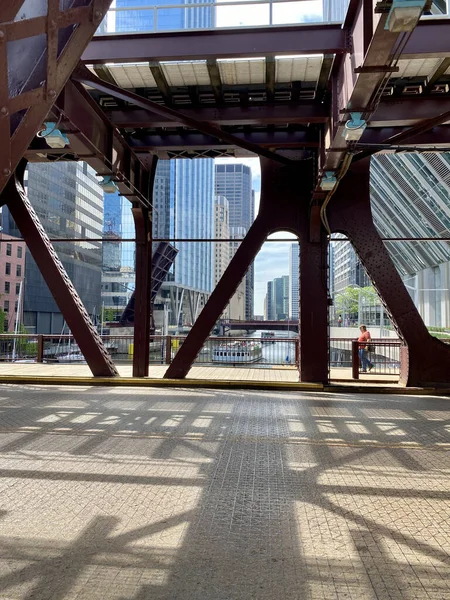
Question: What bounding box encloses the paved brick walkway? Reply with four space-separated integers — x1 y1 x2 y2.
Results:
0 385 448 599
0 362 399 384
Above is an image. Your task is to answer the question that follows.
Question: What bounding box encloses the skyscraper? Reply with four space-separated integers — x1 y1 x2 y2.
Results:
215 163 255 318
289 243 299 319
3 162 103 333
101 1 215 307
264 275 289 320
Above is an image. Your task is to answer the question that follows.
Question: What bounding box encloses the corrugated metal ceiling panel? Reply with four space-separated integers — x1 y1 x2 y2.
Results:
395 58 441 78
276 56 323 83
106 64 156 88
218 59 265 85
161 61 211 86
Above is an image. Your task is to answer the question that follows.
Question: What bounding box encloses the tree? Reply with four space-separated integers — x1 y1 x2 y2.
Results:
334 286 379 321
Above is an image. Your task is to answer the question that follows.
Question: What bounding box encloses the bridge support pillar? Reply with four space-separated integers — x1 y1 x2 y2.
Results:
327 158 450 386
2 163 118 377
132 159 157 378
165 157 329 383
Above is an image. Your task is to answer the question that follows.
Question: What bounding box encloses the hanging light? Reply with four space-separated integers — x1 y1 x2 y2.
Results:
343 112 367 142
99 176 118 193
320 171 337 191
37 121 69 149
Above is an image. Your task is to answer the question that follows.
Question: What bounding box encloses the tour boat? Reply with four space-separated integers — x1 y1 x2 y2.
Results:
212 341 262 363
261 331 276 343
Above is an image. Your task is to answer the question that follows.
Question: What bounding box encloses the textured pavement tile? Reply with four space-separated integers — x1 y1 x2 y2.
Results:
0 386 448 599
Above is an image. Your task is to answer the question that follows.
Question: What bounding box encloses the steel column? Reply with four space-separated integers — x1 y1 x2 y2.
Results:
132 205 152 377
131 158 157 377
3 164 118 377
327 159 450 387
165 157 329 382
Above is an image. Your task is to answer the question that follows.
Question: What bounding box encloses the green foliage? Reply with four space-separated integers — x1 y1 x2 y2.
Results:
15 323 37 356
0 308 5 333
334 286 379 317
102 308 120 323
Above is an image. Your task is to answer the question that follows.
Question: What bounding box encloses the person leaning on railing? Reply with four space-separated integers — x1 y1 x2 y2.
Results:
357 324 374 373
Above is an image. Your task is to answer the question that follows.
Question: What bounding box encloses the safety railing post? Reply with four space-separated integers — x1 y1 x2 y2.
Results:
165 335 172 364
352 340 359 379
37 335 44 363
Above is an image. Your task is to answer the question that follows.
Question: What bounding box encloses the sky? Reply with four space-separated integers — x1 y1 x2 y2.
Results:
215 157 296 315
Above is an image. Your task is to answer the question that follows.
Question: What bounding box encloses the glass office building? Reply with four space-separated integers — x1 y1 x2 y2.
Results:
2 162 103 334
215 163 255 317
331 153 450 328
101 0 215 299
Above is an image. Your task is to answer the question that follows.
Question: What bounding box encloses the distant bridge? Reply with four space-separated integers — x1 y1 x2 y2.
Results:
220 320 299 334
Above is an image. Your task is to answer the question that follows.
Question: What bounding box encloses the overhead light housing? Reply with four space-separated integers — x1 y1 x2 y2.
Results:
99 176 118 194
320 171 337 191
386 0 426 32
343 112 367 142
38 122 69 149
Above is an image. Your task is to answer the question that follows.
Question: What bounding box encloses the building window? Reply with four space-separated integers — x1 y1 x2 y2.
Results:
4 282 9 294
15 283 20 295
16 265 21 277
17 246 22 259
6 243 11 256
4 300 9 312
14 300 18 313
5 263 10 275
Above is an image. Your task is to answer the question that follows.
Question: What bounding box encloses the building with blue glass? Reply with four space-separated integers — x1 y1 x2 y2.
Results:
101 0 216 314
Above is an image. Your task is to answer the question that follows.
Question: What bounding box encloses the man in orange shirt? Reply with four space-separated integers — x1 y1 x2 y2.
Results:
358 324 374 373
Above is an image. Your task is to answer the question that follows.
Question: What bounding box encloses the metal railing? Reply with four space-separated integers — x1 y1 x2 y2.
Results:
0 334 298 368
1 335 448 376
96 0 448 35
97 0 345 35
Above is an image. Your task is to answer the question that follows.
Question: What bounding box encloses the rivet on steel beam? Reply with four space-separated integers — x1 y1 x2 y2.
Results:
0 107 8 116
0 31 4 40
48 89 57 97
94 10 102 20
2 169 11 176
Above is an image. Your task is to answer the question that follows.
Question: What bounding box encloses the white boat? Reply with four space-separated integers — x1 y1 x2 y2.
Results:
261 331 276 343
57 352 86 363
212 341 262 363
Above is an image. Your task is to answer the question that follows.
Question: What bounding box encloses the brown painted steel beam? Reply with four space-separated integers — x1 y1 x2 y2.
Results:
206 59 223 105
0 0 113 196
266 57 276 103
83 24 348 64
72 65 293 165
132 203 153 378
424 57 450 93
103 96 450 131
323 0 406 173
327 159 450 387
132 155 157 376
0 1 26 22
3 164 118 377
402 19 450 59
92 64 117 85
103 104 330 128
55 79 151 208
360 124 450 145
369 97 450 128
149 62 172 105
128 130 319 151
165 157 329 383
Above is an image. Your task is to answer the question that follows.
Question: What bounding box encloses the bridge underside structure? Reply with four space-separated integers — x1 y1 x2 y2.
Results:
1 1 450 385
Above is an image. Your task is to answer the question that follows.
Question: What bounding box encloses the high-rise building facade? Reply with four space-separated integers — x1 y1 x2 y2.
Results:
215 163 255 318
2 162 103 334
289 243 299 319
213 196 229 287
264 275 289 320
101 1 215 311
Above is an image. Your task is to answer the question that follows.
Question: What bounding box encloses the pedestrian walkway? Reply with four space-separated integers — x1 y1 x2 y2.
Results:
0 384 448 599
0 362 400 386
